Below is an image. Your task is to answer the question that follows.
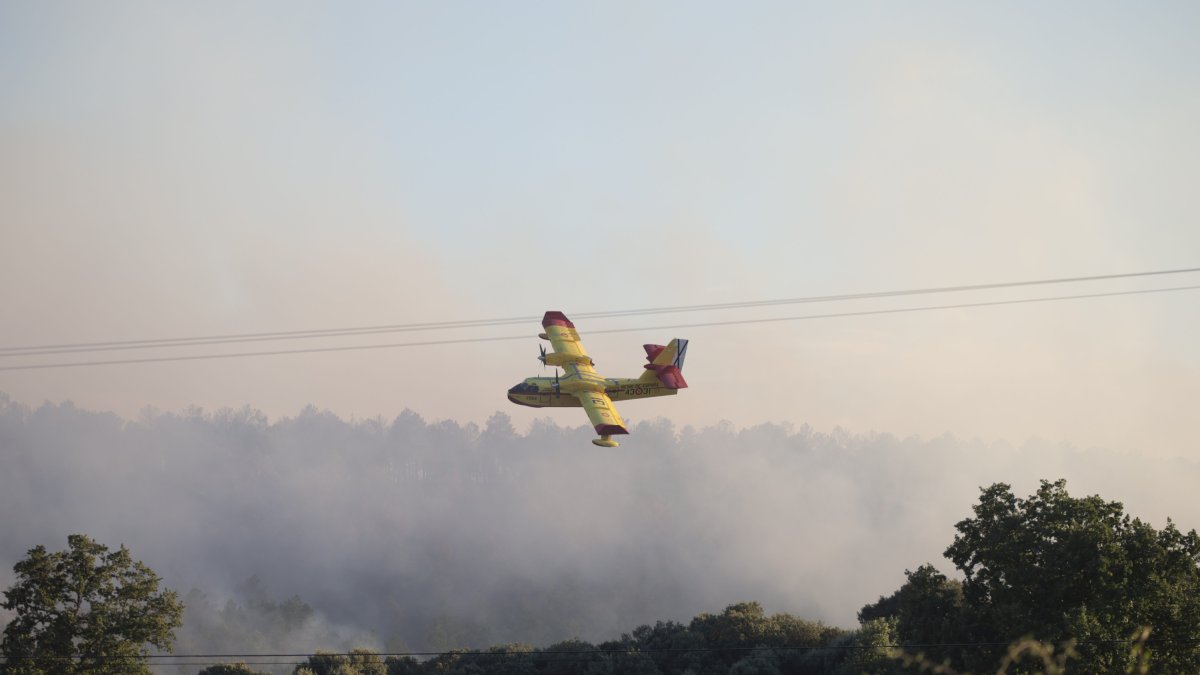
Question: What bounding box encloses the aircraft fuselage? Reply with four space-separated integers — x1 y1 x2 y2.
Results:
507 373 678 408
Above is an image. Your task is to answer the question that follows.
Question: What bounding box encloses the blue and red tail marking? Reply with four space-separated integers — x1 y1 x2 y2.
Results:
642 339 689 389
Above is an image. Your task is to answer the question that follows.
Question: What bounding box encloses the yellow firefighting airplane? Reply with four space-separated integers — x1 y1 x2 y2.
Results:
507 311 689 447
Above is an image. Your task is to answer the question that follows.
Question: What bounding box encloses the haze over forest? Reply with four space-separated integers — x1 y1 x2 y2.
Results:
3 3 1199 672
2 393 1197 658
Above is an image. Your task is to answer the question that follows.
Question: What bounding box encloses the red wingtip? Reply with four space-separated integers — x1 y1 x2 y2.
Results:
595 424 629 436
542 311 574 328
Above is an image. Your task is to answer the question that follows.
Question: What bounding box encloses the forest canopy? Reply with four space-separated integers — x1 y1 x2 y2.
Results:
2 397 1199 673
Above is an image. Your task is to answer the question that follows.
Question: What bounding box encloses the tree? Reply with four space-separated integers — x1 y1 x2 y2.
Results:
858 563 966 665
294 649 387 675
864 480 1200 673
197 665 272 675
948 479 1200 672
1 534 184 674
382 656 423 675
728 648 780 675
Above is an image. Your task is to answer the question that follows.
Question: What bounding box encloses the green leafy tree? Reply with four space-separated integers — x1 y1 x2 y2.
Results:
197 664 273 675
533 639 597 675
625 621 708 675
727 648 779 675
1 534 184 675
690 602 772 649
383 655 423 675
426 644 535 675
865 479 1200 673
687 601 842 673
294 649 387 675
858 563 967 665
793 618 900 675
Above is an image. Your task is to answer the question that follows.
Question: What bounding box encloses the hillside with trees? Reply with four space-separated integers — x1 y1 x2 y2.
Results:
1 397 1198 672
4 481 1198 674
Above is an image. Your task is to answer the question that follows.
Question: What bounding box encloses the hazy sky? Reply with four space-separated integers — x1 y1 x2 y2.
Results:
2 2 1198 456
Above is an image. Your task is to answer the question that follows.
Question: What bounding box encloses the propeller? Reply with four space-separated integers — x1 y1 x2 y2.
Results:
538 344 547 368
554 368 560 394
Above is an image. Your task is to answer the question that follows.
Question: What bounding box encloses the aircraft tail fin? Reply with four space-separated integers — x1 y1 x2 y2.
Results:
638 338 689 389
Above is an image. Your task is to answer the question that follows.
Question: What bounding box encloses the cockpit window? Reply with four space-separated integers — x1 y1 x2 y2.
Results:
508 382 540 394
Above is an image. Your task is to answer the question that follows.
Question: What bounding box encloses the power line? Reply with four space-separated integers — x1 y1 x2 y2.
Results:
4 636 1196 663
1 284 1196 372
2 266 1197 357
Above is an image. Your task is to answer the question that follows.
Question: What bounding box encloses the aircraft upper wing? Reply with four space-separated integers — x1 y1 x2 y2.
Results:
574 390 629 436
541 311 630 440
542 311 591 363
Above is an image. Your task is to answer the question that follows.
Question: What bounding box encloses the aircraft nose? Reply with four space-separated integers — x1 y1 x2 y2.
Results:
507 391 539 408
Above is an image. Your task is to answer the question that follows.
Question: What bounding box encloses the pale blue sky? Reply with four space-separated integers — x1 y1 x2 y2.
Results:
2 2 1198 455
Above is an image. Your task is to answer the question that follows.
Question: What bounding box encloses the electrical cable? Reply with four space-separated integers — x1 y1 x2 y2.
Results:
3 636 1195 663
2 266 1197 357
0 284 1196 372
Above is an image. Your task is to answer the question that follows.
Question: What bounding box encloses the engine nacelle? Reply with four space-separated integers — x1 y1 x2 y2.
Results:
543 352 594 367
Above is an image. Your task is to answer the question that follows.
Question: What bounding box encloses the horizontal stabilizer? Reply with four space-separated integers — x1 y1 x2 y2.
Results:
654 365 688 390
644 344 666 362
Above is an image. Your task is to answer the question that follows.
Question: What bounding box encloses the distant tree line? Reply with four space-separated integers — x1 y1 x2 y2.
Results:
5 479 1197 674
6 398 1199 655
197 602 885 675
